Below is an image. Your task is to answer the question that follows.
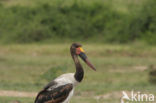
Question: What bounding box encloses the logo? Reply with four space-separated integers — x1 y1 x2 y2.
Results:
121 91 155 103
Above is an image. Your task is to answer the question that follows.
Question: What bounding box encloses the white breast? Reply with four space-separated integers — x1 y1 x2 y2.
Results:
54 73 79 87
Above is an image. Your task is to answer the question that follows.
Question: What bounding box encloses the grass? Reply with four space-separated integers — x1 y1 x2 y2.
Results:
0 0 147 13
0 96 118 103
0 43 156 103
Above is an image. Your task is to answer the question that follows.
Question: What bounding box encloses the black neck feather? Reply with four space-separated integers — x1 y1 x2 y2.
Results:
72 54 84 82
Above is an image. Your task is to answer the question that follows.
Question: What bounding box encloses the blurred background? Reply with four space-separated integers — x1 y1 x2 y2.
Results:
0 0 156 103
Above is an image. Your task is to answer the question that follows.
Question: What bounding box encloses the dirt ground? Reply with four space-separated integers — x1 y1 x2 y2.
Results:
0 90 37 98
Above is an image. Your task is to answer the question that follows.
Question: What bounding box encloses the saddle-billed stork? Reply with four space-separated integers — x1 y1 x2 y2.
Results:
34 43 96 103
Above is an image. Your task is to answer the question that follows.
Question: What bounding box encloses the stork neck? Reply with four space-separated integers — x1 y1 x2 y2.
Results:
72 54 84 82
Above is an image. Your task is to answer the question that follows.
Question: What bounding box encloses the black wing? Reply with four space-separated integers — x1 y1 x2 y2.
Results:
34 83 73 103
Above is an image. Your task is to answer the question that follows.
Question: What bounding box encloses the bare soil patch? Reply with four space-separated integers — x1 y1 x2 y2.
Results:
0 90 37 98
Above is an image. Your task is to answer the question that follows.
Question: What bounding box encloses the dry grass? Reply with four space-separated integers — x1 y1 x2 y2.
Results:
0 43 156 103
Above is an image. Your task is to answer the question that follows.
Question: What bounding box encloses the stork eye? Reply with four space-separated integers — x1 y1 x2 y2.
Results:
76 48 81 55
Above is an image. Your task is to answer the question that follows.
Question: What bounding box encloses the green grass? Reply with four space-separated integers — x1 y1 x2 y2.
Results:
0 96 119 103
0 43 156 103
0 0 147 13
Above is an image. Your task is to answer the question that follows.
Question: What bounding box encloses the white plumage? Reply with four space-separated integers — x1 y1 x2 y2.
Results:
54 73 79 87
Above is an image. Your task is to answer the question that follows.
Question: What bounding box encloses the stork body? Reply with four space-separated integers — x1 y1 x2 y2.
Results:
35 43 96 103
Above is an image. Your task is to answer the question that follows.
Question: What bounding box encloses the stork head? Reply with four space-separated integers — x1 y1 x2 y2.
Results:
70 43 96 71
